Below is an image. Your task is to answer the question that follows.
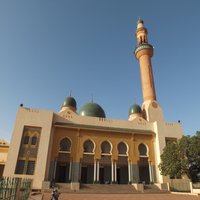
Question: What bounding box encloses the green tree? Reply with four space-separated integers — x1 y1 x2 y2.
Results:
159 133 200 182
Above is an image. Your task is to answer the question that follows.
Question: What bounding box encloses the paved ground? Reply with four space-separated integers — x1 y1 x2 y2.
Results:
29 193 200 200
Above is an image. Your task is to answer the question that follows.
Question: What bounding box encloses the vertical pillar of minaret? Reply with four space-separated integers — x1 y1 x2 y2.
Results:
134 20 156 102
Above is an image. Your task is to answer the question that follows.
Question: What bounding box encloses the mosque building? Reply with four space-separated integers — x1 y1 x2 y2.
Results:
3 20 183 190
0 139 9 177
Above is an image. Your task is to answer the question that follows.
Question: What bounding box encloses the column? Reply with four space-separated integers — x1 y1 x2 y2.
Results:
151 164 155 183
132 163 140 183
97 160 99 182
69 160 72 181
114 162 117 182
128 162 131 183
149 161 152 183
111 160 114 183
53 159 57 180
130 162 133 183
94 160 97 182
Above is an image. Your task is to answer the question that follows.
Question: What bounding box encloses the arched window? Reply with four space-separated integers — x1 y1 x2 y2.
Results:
138 143 148 156
118 142 127 155
83 140 94 153
101 141 111 154
59 138 71 152
31 136 37 145
23 136 30 145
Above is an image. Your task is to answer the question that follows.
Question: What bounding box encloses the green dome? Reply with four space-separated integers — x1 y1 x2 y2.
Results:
62 96 77 108
129 104 142 116
79 102 106 118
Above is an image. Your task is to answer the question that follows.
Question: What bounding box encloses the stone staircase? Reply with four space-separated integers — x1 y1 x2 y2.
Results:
53 183 140 194
78 184 139 194
143 184 169 194
44 183 169 194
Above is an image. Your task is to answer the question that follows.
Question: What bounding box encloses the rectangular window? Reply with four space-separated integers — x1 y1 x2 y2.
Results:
31 137 37 145
15 126 41 175
26 161 35 175
23 136 30 145
165 137 177 145
15 160 25 174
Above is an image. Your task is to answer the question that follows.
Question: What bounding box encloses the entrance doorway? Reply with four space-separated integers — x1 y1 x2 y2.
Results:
139 165 150 184
99 165 111 184
81 140 95 184
138 157 150 184
81 165 94 184
138 143 150 184
117 155 128 184
117 166 128 184
55 162 70 183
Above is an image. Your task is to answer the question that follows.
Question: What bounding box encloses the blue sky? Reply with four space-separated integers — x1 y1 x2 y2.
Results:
0 0 200 141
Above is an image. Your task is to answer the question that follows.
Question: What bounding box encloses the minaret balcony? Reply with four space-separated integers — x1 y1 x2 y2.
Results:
134 43 153 59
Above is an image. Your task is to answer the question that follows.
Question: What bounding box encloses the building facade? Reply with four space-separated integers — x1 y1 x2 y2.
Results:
4 20 183 190
0 139 9 177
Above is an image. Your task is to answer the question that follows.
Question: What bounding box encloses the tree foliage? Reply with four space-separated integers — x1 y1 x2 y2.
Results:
159 132 200 182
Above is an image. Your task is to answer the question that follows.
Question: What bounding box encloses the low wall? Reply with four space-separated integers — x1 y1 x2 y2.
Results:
190 182 200 194
155 183 169 191
168 179 191 192
132 183 144 192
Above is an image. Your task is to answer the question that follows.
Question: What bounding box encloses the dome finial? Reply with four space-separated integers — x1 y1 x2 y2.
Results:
137 16 143 24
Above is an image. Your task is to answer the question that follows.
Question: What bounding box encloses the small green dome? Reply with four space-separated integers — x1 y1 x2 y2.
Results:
62 96 77 108
129 104 142 116
79 102 106 118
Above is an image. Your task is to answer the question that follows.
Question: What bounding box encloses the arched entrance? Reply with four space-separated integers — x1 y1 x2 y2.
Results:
138 143 150 184
55 137 72 183
81 140 95 184
117 142 128 184
99 141 112 184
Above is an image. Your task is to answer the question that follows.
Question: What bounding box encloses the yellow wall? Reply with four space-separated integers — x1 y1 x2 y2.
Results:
0 144 9 165
51 127 155 165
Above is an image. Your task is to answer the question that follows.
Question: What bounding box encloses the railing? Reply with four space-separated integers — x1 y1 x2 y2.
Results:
0 177 32 200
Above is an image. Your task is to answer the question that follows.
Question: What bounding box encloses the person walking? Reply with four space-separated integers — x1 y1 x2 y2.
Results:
51 188 60 200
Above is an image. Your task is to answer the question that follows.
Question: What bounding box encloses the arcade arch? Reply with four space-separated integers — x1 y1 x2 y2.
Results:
55 137 72 183
81 139 95 183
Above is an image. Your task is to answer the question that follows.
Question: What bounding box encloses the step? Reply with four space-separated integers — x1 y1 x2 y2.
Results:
143 184 169 194
77 184 139 194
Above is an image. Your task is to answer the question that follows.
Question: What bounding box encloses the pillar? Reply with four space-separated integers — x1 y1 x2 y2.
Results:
69 160 72 181
71 161 80 183
94 160 97 182
131 163 140 183
114 162 117 182
128 162 131 183
97 160 99 182
111 160 114 183
53 159 57 180
149 161 152 183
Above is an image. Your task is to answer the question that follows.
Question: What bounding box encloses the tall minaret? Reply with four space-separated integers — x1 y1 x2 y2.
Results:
134 19 156 102
134 19 163 122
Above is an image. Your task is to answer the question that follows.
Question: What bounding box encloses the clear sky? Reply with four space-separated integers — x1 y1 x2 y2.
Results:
0 0 200 142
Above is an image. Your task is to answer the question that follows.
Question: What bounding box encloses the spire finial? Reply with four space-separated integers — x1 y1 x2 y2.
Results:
137 16 143 24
